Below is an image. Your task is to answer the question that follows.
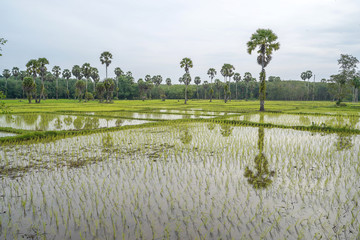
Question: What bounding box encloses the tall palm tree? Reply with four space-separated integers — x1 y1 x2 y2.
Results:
81 63 92 93
114 67 123 99
52 66 61 100
180 57 193 104
207 68 216 102
26 59 39 102
182 73 192 104
243 72 252 101
300 71 307 100
100 51 112 78
62 69 71 99
247 28 280 111
37 57 49 101
2 69 11 96
233 73 241 100
194 76 201 99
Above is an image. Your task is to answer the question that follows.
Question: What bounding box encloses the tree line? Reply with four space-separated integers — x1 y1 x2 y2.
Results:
1 30 359 106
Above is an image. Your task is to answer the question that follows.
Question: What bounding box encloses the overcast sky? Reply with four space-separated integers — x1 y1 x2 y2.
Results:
1 0 359 83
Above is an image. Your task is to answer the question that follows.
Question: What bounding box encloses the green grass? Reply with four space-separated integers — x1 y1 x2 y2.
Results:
3 99 360 114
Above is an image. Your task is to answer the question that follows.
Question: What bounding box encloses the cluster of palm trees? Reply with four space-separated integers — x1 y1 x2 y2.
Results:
7 51 132 103
177 28 280 110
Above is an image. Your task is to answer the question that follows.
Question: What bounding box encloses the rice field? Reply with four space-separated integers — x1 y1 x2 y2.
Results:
0 100 359 239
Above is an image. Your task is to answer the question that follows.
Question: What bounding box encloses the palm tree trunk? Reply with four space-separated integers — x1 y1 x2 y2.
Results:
67 79 69 99
236 82 238 100
355 87 358 102
260 48 265 112
106 66 108 79
185 84 188 104
56 78 58 100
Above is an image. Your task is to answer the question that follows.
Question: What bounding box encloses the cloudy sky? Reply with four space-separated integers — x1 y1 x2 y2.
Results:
1 0 359 83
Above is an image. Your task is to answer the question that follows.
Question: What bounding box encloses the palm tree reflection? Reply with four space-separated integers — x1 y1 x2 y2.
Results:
244 114 275 189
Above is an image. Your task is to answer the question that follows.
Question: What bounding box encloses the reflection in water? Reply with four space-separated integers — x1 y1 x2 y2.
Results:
244 114 275 189
73 117 85 130
115 119 123 127
220 124 233 137
179 127 192 145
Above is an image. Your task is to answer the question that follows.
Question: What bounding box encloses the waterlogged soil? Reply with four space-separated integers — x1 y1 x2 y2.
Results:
0 123 359 239
0 113 150 131
83 111 215 120
227 113 360 129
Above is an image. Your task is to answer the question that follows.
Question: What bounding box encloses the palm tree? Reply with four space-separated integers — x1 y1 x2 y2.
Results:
62 69 71 99
100 51 112 78
91 67 100 96
2 69 11 96
75 80 86 102
300 71 307 100
22 77 36 103
26 59 39 102
207 68 216 102
12 67 19 79
166 78 171 86
243 72 252 101
104 78 115 103
220 64 235 102
81 63 92 94
182 73 192 104
233 73 241 100
180 57 193 104
52 66 61 100
194 76 201 99
37 57 49 101
203 81 209 100
214 79 222 99
247 28 280 111
72 65 83 81
306 70 313 100
114 67 123 99
19 70 27 98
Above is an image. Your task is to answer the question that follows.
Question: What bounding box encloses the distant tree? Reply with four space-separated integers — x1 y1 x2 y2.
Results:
233 73 241 100
22 76 36 103
2 69 11 96
203 80 209 99
214 78 222 99
306 70 313 99
12 67 20 79
90 67 100 96
137 79 146 100
166 78 171 86
247 28 280 111
114 67 123 99
338 54 359 102
62 69 72 99
182 73 192 104
0 38 7 56
72 65 83 80
328 74 348 105
100 51 113 78
75 80 86 102
95 82 105 102
180 57 193 104
207 68 216 102
220 64 234 102
243 72 252 101
81 63 92 94
104 78 115 103
37 57 49 101
194 76 201 99
144 75 154 99
52 65 61 100
350 73 360 102
19 70 27 98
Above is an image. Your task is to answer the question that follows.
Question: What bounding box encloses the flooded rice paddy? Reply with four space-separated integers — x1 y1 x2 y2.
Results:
1 119 359 239
226 113 360 129
0 114 151 131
